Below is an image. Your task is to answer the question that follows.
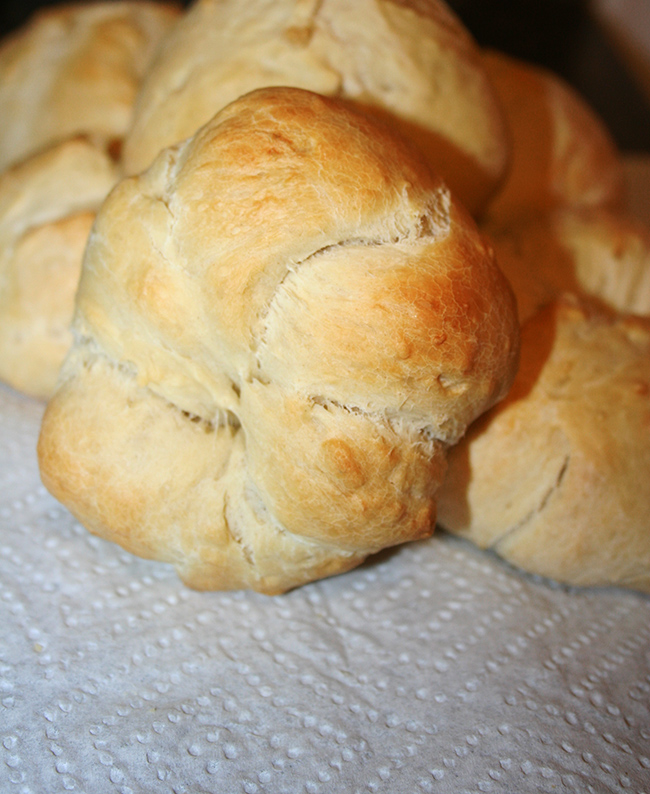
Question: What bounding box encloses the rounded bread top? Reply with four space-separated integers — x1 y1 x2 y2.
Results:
0 0 181 172
0 136 119 238
122 0 510 216
78 86 519 442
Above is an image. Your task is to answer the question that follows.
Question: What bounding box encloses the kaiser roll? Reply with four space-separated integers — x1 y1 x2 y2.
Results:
38 87 519 594
485 206 650 323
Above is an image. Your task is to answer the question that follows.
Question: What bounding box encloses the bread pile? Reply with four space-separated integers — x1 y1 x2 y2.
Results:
0 0 180 397
0 0 646 593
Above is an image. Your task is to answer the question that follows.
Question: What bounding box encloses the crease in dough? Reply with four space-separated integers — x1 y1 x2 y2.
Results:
493 453 570 553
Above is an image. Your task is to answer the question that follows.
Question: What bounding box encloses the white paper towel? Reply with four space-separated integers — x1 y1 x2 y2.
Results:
1 381 649 794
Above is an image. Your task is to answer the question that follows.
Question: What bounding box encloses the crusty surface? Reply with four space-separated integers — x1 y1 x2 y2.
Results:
437 295 650 594
122 0 510 216
483 49 625 227
38 87 519 593
485 206 650 323
0 0 180 172
0 137 119 398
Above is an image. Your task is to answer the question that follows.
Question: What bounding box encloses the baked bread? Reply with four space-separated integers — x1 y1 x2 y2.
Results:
0 0 180 172
437 295 650 594
38 87 519 594
122 0 511 216
0 136 119 398
485 206 650 323
482 49 625 227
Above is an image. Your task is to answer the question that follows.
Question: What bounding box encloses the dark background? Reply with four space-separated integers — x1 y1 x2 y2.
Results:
447 0 650 152
1 0 649 152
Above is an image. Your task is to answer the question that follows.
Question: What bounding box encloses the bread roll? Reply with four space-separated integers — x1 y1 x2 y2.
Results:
122 0 511 216
486 206 650 323
0 0 180 172
38 87 519 594
0 137 119 398
437 295 650 594
483 49 625 226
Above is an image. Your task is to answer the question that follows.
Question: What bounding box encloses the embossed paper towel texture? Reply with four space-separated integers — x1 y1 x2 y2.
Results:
1 381 649 794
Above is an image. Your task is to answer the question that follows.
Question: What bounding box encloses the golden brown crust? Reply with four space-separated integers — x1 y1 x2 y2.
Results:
0 137 119 398
122 0 510 216
38 87 519 593
0 0 181 172
437 295 650 594
483 49 625 226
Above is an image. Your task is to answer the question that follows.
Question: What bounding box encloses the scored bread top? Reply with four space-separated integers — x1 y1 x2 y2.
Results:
83 86 518 437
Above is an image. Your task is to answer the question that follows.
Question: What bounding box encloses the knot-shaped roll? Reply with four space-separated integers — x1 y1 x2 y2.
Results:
38 87 519 593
